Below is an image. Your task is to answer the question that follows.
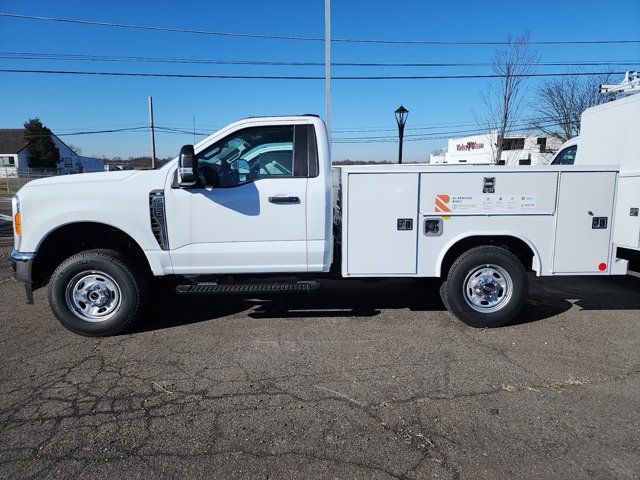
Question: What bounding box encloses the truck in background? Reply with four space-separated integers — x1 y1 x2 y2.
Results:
552 71 640 262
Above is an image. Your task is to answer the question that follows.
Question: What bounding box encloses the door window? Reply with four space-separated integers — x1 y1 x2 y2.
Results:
197 126 294 187
551 145 578 165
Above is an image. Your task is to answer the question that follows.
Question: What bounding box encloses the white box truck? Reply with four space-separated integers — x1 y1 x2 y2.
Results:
551 71 640 260
11 115 627 336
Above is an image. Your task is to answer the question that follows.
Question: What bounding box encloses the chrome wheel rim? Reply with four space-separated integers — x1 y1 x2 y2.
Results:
65 271 122 322
463 264 513 313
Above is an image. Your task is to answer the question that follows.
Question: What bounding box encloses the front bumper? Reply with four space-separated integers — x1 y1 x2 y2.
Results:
11 250 36 304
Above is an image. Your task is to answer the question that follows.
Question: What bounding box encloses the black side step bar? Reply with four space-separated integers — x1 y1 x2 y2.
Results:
176 281 320 295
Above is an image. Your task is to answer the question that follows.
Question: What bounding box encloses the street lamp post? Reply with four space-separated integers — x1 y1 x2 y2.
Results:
395 105 409 164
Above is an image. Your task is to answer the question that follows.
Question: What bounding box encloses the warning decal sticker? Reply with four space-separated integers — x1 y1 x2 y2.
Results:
435 194 538 212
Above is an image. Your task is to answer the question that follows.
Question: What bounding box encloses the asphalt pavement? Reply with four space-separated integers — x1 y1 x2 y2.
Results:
0 238 639 479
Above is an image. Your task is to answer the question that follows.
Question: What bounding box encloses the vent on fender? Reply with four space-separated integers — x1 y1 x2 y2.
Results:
149 190 169 250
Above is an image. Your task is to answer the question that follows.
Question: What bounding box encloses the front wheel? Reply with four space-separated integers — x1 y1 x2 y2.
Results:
441 246 528 328
48 249 147 336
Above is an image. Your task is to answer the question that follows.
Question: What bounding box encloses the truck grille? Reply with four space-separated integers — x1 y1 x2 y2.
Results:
149 190 169 250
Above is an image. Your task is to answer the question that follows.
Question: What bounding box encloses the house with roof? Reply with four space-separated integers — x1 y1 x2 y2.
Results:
0 129 103 177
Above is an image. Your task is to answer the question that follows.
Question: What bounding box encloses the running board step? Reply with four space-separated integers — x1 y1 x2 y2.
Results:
176 281 319 295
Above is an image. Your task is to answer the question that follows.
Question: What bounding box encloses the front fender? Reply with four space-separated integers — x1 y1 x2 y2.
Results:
16 170 171 276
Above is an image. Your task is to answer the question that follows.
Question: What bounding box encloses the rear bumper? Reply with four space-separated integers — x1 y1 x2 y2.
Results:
11 250 35 304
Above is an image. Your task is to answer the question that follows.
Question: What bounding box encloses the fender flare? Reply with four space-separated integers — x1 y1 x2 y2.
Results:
435 231 542 277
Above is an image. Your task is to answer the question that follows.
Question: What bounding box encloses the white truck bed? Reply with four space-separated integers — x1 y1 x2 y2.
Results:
336 164 627 278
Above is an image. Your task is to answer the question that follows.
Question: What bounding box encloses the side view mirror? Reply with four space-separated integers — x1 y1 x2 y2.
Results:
178 145 198 188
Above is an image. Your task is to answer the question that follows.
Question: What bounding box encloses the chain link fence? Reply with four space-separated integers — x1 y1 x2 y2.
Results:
0 165 104 195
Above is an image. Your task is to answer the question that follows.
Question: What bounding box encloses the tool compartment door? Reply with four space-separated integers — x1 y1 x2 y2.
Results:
346 173 419 275
419 172 558 215
553 171 617 273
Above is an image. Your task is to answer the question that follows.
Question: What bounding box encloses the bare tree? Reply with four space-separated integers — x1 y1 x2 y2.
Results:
66 144 82 155
477 32 538 164
530 71 611 142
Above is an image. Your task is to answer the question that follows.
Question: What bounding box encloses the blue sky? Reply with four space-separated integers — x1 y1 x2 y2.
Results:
1 0 639 161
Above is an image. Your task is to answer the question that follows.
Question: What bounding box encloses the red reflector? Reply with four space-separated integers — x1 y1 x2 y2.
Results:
598 263 607 271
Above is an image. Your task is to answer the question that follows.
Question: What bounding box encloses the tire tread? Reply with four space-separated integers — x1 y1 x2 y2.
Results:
48 249 147 336
441 245 528 328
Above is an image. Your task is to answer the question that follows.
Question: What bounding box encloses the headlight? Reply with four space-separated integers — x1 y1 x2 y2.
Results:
12 195 21 237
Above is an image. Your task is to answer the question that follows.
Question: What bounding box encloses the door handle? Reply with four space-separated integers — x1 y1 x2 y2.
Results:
269 196 300 204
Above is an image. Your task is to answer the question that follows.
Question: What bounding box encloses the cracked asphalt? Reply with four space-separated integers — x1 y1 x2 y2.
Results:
1 237 639 479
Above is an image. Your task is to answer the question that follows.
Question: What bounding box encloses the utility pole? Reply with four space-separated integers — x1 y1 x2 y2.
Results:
325 0 331 148
148 96 156 169
192 116 196 145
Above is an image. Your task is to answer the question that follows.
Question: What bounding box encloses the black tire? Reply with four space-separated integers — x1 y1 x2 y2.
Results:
48 249 148 336
441 246 528 328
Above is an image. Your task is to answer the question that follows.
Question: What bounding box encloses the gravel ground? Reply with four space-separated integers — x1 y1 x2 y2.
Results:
1 238 639 479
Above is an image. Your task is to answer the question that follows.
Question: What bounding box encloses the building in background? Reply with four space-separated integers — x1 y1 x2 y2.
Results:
0 129 103 177
104 161 134 171
429 132 562 165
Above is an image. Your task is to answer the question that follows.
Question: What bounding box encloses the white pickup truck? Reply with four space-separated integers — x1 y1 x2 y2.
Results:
11 115 628 336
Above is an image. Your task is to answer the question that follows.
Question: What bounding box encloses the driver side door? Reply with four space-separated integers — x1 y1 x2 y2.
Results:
168 124 310 274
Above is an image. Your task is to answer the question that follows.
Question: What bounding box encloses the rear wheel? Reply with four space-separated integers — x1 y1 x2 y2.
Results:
48 249 147 336
441 246 528 328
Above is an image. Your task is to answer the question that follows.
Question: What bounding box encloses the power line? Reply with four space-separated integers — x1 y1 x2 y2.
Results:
45 120 484 134
159 118 577 142
58 126 149 136
0 126 149 138
333 114 575 132
1 51 637 68
155 126 209 136
0 13 321 42
158 118 567 139
333 119 579 143
333 115 563 133
0 119 575 145
334 122 478 133
152 122 577 144
0 68 623 80
54 122 148 132
2 13 639 46
49 122 505 137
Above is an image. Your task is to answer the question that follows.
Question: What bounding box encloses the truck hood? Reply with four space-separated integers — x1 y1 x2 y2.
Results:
23 170 139 188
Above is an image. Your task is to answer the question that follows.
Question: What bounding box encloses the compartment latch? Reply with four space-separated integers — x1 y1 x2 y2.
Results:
397 218 414 231
591 217 608 229
483 177 496 193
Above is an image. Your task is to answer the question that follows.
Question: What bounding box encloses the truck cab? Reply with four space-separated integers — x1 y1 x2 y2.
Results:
550 137 579 166
164 115 333 275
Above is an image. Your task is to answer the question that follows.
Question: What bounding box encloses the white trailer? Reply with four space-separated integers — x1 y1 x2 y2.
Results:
10 115 627 336
551 71 640 256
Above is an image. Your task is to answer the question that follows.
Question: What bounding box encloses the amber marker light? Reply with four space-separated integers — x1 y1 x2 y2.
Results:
14 212 22 236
